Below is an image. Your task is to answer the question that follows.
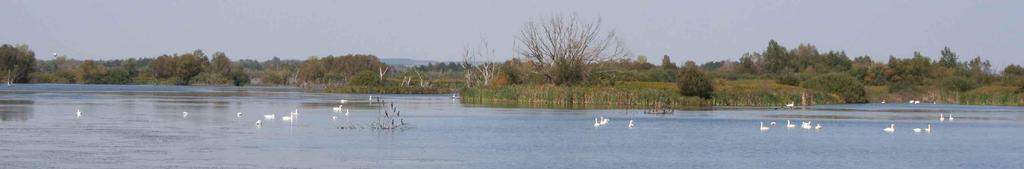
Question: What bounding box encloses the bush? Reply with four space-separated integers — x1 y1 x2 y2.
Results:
676 67 714 99
941 76 977 92
776 74 800 86
350 70 380 86
802 73 867 103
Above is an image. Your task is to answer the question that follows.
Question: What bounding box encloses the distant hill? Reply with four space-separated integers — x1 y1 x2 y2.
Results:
380 58 439 66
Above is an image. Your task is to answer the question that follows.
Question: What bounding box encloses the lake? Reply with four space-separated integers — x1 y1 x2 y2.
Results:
1 84 1023 168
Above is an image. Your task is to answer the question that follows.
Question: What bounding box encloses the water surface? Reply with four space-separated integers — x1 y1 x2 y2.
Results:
1 84 1022 168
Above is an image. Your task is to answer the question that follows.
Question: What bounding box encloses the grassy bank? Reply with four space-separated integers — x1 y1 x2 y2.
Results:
863 85 1024 106
711 80 844 106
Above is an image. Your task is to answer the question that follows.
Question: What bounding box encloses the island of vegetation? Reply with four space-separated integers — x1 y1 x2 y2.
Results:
2 15 1022 108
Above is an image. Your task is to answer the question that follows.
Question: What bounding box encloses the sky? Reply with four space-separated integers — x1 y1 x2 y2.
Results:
1 0 1022 68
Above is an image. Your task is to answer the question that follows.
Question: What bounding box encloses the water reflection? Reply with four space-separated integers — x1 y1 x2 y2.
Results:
0 100 34 122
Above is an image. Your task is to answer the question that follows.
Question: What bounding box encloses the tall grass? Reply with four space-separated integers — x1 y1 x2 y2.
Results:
325 85 451 94
864 85 1023 106
711 80 843 106
462 84 710 108
951 86 1023 106
462 80 847 108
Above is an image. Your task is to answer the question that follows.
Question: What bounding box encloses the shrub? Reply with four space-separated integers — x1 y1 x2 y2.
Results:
350 70 380 86
802 73 867 103
941 76 977 92
676 66 714 99
776 74 800 86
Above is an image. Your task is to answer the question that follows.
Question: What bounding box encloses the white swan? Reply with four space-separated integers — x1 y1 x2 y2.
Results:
255 120 262 128
939 113 945 121
345 109 350 116
912 127 922 133
264 114 276 120
881 100 886 104
339 99 348 104
785 102 795 108
770 121 777 126
924 124 932 132
815 123 823 130
801 121 812 129
237 112 242 117
182 112 188 118
332 116 337 121
600 117 609 125
948 114 954 121
281 115 293 121
883 124 895 133
76 109 82 118
332 105 343 111
628 120 635 128
594 118 601 127
759 122 770 131
786 120 795 128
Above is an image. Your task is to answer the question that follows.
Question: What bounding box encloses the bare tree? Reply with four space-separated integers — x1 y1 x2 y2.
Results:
461 38 499 86
378 66 390 81
518 14 628 85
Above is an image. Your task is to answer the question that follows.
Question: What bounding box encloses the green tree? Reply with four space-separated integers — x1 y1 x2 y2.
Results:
1003 64 1024 77
0 44 37 83
938 47 959 69
737 53 761 74
296 57 324 85
77 60 105 84
661 55 678 70
762 40 790 73
676 61 714 99
210 52 232 76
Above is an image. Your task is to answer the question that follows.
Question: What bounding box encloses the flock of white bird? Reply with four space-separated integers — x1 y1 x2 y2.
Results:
74 96 370 129
71 97 958 133
593 116 636 128
759 113 953 133
759 119 823 131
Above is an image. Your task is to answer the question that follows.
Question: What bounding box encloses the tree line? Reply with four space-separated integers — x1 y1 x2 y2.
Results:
0 46 393 87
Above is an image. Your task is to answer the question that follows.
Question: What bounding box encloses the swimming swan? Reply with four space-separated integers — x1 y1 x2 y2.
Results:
883 124 895 133
786 120 796 128
759 122 770 131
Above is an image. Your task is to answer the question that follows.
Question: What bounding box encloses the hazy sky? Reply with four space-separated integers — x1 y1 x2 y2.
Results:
1 0 1021 67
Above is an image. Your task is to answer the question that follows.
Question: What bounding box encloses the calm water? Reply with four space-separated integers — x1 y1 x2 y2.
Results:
1 84 1023 168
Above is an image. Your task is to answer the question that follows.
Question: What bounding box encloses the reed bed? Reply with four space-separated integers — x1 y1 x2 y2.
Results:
325 85 450 94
